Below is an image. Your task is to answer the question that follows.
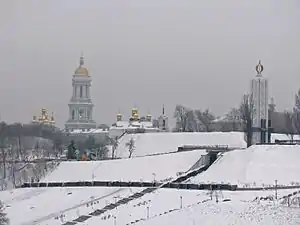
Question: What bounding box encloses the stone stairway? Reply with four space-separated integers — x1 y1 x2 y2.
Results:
62 187 156 225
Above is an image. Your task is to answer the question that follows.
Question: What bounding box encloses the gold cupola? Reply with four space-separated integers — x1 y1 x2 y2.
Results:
131 107 139 121
74 53 89 76
32 115 38 124
116 110 122 122
146 111 152 122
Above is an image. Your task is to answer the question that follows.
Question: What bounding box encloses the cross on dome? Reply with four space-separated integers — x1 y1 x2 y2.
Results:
74 52 89 76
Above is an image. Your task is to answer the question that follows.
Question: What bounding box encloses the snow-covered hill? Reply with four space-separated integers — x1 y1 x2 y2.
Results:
42 150 206 183
2 187 300 225
188 145 300 187
116 132 247 158
0 187 136 225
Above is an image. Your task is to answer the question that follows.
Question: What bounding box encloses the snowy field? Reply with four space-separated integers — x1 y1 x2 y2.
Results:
83 188 300 225
42 150 206 183
188 145 300 187
2 187 298 225
0 187 139 225
116 132 247 158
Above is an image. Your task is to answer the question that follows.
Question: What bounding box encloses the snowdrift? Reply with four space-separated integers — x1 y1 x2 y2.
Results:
188 145 300 187
116 132 246 158
43 150 206 183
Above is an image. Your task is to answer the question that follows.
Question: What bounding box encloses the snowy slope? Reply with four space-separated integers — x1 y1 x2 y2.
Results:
38 188 300 225
2 187 300 225
116 132 246 158
0 187 137 225
188 145 300 187
42 150 206 183
137 199 300 225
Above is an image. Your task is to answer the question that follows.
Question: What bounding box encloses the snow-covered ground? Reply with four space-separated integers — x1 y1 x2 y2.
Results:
2 186 299 225
42 150 206 183
188 145 300 187
2 132 300 224
3 187 298 225
116 132 247 158
0 187 138 225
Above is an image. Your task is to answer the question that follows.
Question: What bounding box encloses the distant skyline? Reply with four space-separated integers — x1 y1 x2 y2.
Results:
1 0 300 128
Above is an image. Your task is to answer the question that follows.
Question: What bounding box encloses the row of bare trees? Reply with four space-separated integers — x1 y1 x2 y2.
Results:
173 89 300 147
283 89 300 141
0 122 65 190
173 105 216 132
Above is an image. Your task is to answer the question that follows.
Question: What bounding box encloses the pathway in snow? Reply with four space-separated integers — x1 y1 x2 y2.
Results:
20 188 125 225
60 187 156 225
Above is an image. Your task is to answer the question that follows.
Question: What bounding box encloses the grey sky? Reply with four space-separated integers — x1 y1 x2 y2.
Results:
1 0 300 127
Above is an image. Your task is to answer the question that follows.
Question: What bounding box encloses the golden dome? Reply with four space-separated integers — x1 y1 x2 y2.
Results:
74 54 89 76
74 67 89 76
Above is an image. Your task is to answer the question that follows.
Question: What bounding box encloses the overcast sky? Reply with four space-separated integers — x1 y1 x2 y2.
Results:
1 0 300 127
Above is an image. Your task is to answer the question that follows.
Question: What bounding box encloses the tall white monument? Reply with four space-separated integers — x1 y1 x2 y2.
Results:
251 60 269 144
65 54 96 131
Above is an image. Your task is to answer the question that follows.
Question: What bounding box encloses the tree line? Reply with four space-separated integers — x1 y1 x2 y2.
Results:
174 89 300 147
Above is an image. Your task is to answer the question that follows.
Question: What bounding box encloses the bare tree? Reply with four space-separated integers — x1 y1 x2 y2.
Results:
284 111 295 142
0 123 8 190
195 109 215 132
239 94 255 147
174 105 188 132
225 108 241 131
186 110 197 132
126 138 135 158
110 137 119 159
0 201 9 225
293 89 300 135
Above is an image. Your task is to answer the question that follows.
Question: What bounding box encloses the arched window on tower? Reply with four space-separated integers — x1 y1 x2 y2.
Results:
79 109 84 120
72 110 75 120
87 109 90 120
80 86 83 98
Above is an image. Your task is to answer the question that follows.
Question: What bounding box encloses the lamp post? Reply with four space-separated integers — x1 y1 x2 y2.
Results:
146 206 150 219
113 215 117 225
275 180 278 200
180 196 183 209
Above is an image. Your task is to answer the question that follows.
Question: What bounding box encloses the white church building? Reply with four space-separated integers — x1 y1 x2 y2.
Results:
64 54 168 138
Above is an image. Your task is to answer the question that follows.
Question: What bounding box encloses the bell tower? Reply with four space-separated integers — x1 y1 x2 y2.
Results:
158 104 168 131
65 53 96 131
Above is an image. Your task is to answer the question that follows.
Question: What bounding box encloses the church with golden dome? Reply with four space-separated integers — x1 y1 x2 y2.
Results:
32 108 55 126
65 54 96 132
109 106 169 138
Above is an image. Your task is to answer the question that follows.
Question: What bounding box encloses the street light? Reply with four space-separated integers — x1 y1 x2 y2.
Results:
180 196 183 209
113 215 117 225
146 206 150 219
275 180 278 200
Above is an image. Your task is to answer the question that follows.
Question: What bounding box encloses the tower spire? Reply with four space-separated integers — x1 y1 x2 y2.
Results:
255 60 264 76
79 52 84 67
162 104 165 115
